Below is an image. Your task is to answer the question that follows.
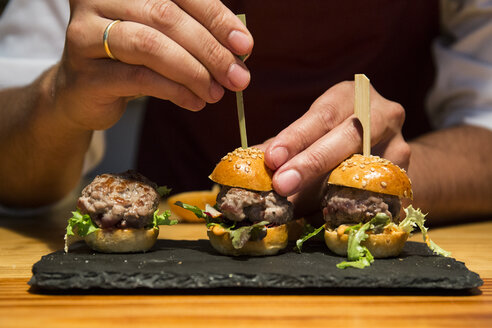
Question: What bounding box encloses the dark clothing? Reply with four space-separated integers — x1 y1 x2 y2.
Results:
137 0 439 192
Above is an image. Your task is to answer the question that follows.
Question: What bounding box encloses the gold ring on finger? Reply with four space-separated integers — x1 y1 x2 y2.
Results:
103 20 121 60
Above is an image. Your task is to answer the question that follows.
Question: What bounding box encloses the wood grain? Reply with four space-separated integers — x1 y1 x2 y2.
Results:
1 278 490 328
1 202 492 327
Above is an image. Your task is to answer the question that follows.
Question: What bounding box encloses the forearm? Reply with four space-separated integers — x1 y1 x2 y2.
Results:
0 65 92 207
408 125 492 224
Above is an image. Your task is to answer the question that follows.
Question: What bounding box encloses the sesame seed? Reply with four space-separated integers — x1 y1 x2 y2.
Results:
360 164 365 169
235 164 240 169
362 180 367 188
251 154 257 159
381 181 387 188
370 167 375 172
245 167 250 173
342 167 346 171
228 157 232 162
222 156 227 161
354 174 359 180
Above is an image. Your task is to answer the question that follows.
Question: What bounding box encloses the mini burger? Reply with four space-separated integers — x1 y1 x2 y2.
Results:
296 154 450 268
176 147 294 256
65 170 177 253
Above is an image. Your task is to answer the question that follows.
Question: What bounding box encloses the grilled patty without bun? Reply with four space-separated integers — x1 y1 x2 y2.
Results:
67 170 175 253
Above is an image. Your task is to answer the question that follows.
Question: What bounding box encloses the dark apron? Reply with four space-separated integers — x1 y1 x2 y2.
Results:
137 0 439 192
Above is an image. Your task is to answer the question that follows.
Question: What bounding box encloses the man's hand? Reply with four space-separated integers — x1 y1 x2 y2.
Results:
261 81 410 215
58 0 254 131
0 0 255 207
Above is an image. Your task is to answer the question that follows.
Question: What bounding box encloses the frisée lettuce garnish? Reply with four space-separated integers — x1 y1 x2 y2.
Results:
294 224 325 253
398 205 451 257
336 213 390 269
153 209 178 228
64 208 177 253
157 185 172 197
66 209 99 238
66 208 177 239
174 201 269 249
294 205 450 269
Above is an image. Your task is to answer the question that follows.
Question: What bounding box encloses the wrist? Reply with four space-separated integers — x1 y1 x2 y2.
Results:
39 63 92 135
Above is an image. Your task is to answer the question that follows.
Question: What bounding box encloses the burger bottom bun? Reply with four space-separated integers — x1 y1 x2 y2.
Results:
84 228 159 253
207 224 288 256
324 227 409 258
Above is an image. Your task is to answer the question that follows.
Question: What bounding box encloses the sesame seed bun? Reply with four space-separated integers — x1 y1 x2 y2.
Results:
328 154 413 199
207 224 288 256
84 228 158 253
324 225 408 258
209 147 273 191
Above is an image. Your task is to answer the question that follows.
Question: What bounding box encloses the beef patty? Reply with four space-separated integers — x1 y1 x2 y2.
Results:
77 170 159 229
322 185 401 228
216 186 293 225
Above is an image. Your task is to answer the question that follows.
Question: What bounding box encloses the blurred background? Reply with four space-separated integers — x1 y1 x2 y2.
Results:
0 1 7 14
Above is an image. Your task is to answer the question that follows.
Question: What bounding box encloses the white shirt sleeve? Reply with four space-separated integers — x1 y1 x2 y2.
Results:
427 0 492 131
0 0 69 88
0 0 104 214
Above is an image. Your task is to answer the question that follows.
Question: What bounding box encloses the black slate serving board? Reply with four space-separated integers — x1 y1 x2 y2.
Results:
29 240 483 291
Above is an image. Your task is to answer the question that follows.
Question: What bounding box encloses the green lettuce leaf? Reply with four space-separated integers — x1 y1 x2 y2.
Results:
399 205 451 257
370 213 391 232
174 201 208 220
335 206 450 269
337 254 374 269
335 214 391 269
153 209 178 229
336 220 374 269
294 224 325 253
229 221 269 249
157 186 172 197
66 209 99 237
174 201 271 250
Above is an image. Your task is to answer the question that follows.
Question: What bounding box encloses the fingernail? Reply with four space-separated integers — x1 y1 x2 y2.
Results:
276 169 301 195
209 80 224 101
191 99 206 111
228 30 252 55
228 63 250 88
270 147 289 169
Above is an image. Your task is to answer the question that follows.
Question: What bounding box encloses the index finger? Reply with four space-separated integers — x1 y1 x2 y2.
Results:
264 82 354 170
98 0 254 55
174 0 254 55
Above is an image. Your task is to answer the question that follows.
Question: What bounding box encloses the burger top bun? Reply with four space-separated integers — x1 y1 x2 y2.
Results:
328 154 413 199
209 147 273 191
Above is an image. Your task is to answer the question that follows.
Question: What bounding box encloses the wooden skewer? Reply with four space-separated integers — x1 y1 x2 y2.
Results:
354 74 371 156
236 14 248 149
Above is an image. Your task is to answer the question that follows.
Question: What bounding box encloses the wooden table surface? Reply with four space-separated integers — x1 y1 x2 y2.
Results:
1 196 491 328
